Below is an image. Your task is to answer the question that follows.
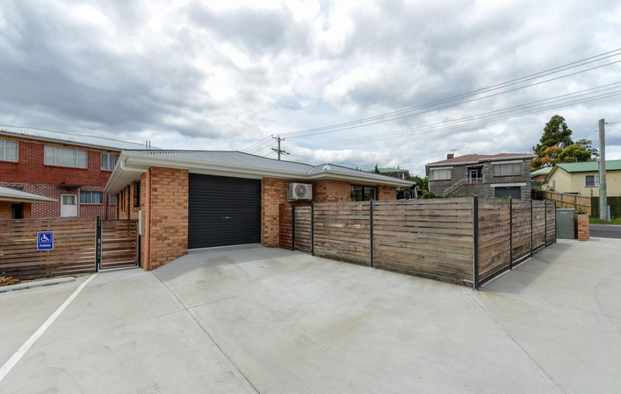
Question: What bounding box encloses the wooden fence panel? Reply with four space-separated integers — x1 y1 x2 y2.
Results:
532 201 546 251
546 201 556 244
511 200 532 262
294 206 312 252
590 196 621 219
314 202 371 266
373 198 474 285
100 220 137 269
0 217 96 280
544 191 591 215
477 198 511 283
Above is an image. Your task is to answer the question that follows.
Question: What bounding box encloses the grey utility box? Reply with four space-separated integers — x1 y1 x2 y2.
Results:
556 208 575 239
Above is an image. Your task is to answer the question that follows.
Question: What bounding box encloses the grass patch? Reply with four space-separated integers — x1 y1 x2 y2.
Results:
589 217 621 225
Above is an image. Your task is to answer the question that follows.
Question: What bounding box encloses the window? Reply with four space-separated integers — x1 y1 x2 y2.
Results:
0 139 18 162
494 163 521 176
80 191 103 204
135 182 141 207
44 146 87 168
351 185 377 201
430 168 451 180
101 153 117 170
108 194 117 205
585 175 599 187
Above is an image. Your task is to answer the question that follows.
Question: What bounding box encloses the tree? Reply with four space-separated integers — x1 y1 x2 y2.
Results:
411 175 429 193
558 140 599 163
373 164 380 174
533 115 574 156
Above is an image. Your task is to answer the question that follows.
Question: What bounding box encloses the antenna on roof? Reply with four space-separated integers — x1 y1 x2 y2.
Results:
145 140 151 150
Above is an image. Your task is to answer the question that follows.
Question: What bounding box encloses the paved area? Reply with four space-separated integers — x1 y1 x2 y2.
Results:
0 240 619 393
590 223 621 238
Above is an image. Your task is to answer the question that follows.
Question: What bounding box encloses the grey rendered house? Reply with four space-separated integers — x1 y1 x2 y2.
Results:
426 153 536 199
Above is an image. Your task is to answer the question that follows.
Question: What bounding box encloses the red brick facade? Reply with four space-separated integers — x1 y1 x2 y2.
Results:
0 136 118 219
575 214 589 241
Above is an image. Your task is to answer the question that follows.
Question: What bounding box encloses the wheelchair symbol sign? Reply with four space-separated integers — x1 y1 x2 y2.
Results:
37 232 54 250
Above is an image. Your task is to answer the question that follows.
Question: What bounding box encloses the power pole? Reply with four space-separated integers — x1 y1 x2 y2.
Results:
271 135 289 160
598 119 608 221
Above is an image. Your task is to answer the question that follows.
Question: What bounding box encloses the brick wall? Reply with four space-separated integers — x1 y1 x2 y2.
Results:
575 214 589 241
145 167 188 270
0 182 115 219
117 181 140 220
0 202 32 219
378 185 397 200
313 179 351 202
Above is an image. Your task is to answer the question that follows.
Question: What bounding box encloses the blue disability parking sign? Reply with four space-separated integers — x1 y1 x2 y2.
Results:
37 232 54 251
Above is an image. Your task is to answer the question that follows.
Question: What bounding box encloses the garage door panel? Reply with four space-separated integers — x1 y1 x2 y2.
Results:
189 174 261 249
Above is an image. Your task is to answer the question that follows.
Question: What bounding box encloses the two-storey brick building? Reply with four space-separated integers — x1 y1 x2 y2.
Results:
426 153 536 199
0 127 150 219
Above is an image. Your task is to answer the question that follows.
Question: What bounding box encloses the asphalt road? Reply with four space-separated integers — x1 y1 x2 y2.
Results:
590 224 621 238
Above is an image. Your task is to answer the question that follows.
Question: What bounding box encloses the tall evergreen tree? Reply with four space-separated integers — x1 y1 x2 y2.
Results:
533 115 574 156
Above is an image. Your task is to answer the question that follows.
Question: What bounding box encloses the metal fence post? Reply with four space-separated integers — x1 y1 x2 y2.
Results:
509 198 513 270
544 200 548 246
311 203 315 256
530 199 534 256
473 196 479 290
370 201 374 268
95 216 101 272
291 204 296 252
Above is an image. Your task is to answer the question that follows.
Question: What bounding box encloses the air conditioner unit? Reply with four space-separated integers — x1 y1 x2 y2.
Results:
288 183 313 201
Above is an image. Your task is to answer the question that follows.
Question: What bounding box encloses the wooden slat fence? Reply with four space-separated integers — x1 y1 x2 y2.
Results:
313 202 371 266
373 198 473 285
544 191 591 215
100 220 138 269
281 197 557 289
0 217 97 280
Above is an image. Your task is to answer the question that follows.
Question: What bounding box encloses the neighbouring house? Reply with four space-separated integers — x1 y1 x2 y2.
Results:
376 167 411 180
545 160 621 196
0 185 57 219
0 127 152 219
530 167 553 185
426 153 537 199
104 150 412 270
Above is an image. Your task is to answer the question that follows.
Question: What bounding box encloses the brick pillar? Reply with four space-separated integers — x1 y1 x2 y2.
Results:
575 214 590 241
144 167 189 270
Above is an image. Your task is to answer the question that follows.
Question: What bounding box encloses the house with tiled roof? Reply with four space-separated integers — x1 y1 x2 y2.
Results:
546 160 621 196
426 153 536 199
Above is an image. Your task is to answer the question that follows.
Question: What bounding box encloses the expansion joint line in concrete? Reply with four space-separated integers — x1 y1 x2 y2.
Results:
150 272 260 394
460 287 569 394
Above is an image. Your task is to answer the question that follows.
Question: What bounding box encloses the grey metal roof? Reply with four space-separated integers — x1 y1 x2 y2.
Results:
132 150 404 182
0 126 154 151
0 186 57 203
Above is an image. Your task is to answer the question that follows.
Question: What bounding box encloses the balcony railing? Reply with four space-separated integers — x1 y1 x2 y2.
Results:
467 177 484 184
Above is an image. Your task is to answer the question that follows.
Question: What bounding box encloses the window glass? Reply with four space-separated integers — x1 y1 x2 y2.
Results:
351 185 377 201
101 153 117 170
62 195 76 205
431 169 451 180
494 163 521 176
80 191 103 204
1 140 18 162
44 146 87 168
109 194 117 205
585 175 600 187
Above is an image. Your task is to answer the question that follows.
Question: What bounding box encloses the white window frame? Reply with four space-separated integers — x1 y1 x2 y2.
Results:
80 191 103 204
44 146 88 168
585 175 600 187
108 194 117 205
430 167 452 181
0 139 18 162
101 153 117 171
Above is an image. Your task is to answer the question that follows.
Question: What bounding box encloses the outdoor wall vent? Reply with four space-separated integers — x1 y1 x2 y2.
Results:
288 183 312 201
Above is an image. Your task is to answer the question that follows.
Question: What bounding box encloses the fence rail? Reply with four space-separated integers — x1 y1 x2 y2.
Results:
100 220 138 270
285 197 556 289
543 191 591 215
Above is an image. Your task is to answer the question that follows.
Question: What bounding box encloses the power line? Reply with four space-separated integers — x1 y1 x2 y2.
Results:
300 84 621 147
278 48 621 138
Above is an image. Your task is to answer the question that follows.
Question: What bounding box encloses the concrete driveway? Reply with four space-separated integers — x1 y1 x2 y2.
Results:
0 240 619 393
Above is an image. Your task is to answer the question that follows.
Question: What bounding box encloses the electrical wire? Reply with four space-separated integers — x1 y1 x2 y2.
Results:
278 48 621 137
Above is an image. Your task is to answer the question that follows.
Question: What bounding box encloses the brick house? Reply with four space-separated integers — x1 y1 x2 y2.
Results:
0 185 57 219
0 128 149 219
426 153 536 199
104 150 412 270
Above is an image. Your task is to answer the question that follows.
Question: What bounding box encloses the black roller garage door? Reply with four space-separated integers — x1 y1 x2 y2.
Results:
189 174 261 249
494 186 522 199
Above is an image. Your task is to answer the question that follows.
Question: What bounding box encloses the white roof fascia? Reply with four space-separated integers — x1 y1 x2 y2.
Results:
0 189 58 203
104 152 413 194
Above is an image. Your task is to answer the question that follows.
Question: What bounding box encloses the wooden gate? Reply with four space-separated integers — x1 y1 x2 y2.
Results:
98 219 139 270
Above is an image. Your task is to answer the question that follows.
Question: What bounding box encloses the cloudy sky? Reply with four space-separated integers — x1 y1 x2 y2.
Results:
1 0 620 176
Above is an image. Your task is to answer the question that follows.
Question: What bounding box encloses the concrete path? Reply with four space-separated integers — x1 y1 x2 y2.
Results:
0 240 619 393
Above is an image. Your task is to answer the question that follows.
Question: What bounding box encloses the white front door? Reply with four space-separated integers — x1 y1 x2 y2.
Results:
60 194 78 217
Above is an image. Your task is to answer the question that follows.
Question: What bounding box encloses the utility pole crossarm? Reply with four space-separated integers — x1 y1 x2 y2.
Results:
271 134 289 161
